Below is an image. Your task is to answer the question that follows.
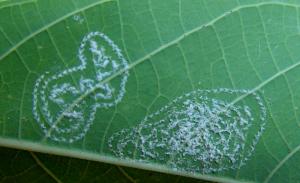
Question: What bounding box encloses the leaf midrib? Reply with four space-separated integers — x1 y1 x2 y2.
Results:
263 144 300 183
43 1 300 143
0 138 255 183
2 1 300 182
44 2 300 181
0 0 113 61
0 0 37 10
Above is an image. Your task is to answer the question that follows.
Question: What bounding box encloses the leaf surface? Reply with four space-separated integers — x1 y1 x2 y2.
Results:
0 146 211 183
1 0 300 182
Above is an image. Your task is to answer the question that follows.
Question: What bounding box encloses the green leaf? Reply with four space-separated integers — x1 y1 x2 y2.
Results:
1 0 300 182
0 146 211 183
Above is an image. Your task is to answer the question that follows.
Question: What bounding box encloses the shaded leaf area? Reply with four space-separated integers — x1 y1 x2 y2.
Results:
0 146 211 183
2 0 300 182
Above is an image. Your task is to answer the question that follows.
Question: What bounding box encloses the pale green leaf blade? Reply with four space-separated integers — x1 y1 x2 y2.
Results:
1 0 300 183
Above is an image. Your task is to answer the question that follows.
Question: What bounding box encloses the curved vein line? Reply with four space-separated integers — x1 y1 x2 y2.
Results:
117 166 136 183
229 59 300 106
30 152 63 183
263 145 300 183
0 0 114 61
0 1 296 62
0 0 37 10
1 1 299 181
43 1 300 138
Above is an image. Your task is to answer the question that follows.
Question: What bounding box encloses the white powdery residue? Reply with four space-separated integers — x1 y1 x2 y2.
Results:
73 15 84 24
79 78 95 92
96 71 112 81
108 88 267 173
32 31 129 143
50 83 79 105
63 110 83 120
90 41 109 68
112 60 119 69
94 84 113 100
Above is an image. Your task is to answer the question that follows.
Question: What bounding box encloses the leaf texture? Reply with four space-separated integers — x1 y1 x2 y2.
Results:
1 0 300 182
